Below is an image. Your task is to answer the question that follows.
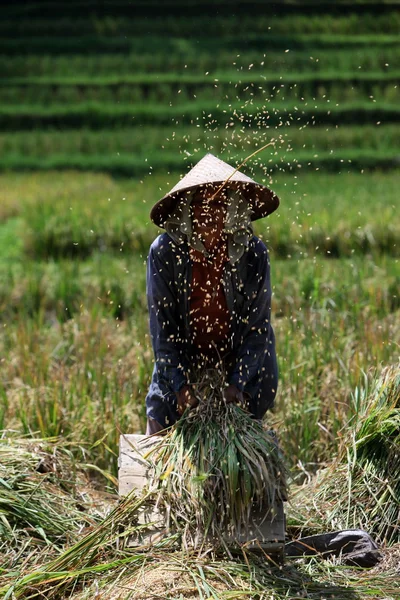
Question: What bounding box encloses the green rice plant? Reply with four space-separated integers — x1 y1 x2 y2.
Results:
1 72 399 106
2 170 400 264
0 252 397 323
290 363 400 544
2 8 400 37
0 306 152 473
148 368 287 548
1 31 394 57
1 490 153 599
14 171 155 259
1 124 399 163
0 169 398 472
1 10 400 46
3 483 400 600
2 150 400 185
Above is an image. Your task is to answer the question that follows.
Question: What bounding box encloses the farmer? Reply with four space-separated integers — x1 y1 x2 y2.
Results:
145 153 279 434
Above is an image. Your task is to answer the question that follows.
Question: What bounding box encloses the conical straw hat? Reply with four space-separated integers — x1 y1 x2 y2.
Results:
150 153 279 227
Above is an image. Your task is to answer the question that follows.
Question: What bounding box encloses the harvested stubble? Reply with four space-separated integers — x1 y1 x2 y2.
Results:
289 362 400 544
148 369 287 549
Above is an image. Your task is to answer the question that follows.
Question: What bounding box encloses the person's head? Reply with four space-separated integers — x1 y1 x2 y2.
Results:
190 186 228 252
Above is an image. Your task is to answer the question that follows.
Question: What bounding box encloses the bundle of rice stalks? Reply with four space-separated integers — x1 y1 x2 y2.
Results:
147 369 287 548
290 362 400 544
0 435 107 582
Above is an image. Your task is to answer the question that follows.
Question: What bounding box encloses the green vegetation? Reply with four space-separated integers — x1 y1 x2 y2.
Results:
2 10 400 41
1 123 400 178
1 171 398 261
291 364 400 544
1 249 397 472
1 1 399 177
0 172 398 476
2 72 399 106
0 437 104 563
1 101 400 131
1 370 400 599
1 124 399 158
2 45 399 77
1 1 399 598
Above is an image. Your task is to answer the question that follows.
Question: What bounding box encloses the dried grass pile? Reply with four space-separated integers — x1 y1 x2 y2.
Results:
148 368 287 548
0 435 106 583
291 362 400 544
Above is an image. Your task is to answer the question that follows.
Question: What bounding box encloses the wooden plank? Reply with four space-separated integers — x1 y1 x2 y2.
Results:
119 474 148 496
119 434 166 547
127 505 167 547
118 434 160 496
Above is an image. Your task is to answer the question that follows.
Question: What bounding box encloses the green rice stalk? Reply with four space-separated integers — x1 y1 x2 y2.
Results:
289 362 400 544
2 426 399 599
11 548 400 600
0 434 120 590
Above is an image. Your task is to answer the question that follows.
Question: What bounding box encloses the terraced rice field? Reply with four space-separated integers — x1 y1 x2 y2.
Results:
0 1 399 599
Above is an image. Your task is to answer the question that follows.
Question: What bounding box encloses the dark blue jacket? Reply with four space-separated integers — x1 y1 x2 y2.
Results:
145 232 278 427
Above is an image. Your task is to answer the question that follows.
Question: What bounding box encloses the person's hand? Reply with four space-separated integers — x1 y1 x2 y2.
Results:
223 384 244 406
176 385 199 415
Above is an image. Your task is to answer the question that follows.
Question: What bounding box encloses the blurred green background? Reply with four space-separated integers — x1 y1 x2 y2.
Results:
1 0 400 175
0 0 399 474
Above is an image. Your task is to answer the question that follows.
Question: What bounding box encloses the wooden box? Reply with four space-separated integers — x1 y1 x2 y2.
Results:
119 434 285 558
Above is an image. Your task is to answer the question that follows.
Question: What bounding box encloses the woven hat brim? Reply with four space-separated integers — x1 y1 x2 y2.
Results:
150 180 279 228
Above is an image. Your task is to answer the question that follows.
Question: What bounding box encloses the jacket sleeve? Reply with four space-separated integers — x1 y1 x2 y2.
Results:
227 241 275 391
147 237 188 395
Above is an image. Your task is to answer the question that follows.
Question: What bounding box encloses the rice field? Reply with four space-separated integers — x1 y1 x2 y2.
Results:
2 44 399 77
0 167 398 480
1 1 400 598
1 170 398 260
1 368 400 599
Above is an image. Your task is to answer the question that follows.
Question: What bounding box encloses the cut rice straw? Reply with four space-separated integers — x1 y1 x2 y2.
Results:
147 367 287 549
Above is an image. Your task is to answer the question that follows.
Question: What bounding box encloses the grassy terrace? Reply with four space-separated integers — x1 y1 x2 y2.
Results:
1 170 399 259
1 73 399 107
1 124 399 155
1 9 400 37
1 101 399 130
2 45 399 76
1 33 400 53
